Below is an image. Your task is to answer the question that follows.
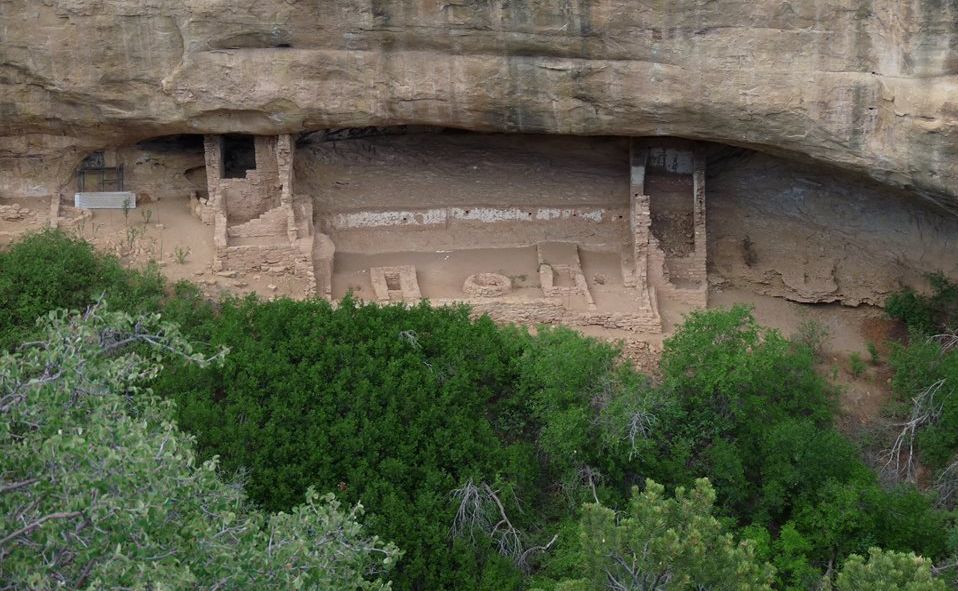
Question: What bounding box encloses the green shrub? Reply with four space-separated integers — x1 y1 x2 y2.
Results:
653 307 947 581
1 306 398 589
867 342 880 365
793 318 831 360
886 272 958 335
153 296 538 589
889 338 958 470
552 479 774 590
834 548 946 591
850 352 866 377
0 230 165 349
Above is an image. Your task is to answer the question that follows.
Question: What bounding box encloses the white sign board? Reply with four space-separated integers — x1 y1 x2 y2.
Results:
74 191 136 209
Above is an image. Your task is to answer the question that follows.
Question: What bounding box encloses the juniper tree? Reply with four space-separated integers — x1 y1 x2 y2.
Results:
0 305 399 589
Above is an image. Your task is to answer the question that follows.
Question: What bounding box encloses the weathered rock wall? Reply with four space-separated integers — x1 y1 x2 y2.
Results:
1 0 956 211
707 148 958 305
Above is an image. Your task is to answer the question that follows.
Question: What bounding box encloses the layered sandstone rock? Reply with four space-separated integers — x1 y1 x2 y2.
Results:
1 0 956 212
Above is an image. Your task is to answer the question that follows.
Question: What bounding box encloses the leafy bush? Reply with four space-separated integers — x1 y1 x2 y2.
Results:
833 548 946 591
152 300 953 591
793 318 831 360
867 342 880 365
0 230 165 350
887 335 958 472
886 272 958 335
154 296 538 589
551 479 774 591
850 352 866 377
0 306 398 589
652 307 948 585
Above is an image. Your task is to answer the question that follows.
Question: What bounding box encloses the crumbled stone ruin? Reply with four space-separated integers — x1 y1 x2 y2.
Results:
300 130 698 338
202 134 317 296
12 124 956 347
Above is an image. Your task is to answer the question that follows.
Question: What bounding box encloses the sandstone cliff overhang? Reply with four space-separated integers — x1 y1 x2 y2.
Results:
1 0 956 213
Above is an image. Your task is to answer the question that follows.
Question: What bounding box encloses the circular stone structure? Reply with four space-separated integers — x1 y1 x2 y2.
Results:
463 273 512 298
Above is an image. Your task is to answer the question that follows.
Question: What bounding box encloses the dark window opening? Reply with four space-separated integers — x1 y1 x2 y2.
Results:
223 134 257 179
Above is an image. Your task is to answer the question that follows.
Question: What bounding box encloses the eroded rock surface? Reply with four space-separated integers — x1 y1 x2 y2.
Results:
1 0 956 211
707 148 958 305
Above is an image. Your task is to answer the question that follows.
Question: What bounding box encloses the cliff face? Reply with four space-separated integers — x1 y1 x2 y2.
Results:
1 0 956 210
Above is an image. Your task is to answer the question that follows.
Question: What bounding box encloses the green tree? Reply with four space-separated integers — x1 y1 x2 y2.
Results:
557 479 774 590
154 296 535 589
832 548 946 591
0 305 398 589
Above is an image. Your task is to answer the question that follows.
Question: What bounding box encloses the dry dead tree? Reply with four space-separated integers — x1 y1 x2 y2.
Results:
934 460 958 508
450 479 556 573
626 409 657 460
932 329 958 353
557 465 604 507
578 465 603 504
880 378 947 483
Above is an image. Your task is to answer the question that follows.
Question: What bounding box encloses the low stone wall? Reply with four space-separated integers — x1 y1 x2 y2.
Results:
189 193 215 225
218 244 315 296
328 205 619 230
664 253 707 285
432 298 661 334
326 209 630 254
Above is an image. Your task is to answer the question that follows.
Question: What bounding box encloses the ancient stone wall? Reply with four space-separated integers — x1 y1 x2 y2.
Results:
437 299 661 334
218 244 314 289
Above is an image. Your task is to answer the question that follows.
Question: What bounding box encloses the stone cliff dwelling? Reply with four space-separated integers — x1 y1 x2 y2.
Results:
14 122 950 354
47 129 723 339
0 0 956 356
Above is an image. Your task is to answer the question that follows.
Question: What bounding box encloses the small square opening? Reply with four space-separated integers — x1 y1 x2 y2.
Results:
384 271 402 291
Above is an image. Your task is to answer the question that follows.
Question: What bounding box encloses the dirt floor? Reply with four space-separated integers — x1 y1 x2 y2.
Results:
52 197 308 301
0 196 51 245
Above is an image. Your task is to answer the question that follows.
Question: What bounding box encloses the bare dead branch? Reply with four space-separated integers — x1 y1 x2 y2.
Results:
932 330 958 353
934 460 958 508
517 533 558 573
0 511 83 548
450 479 555 571
880 378 947 483
0 478 40 494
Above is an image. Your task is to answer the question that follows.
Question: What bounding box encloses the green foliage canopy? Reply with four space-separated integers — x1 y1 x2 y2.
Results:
0 305 398 589
556 479 775 591
1 231 953 590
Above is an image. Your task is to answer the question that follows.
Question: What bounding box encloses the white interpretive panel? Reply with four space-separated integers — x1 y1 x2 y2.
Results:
74 191 136 209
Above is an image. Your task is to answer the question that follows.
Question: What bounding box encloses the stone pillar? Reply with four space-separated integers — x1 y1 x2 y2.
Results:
203 135 224 198
253 136 278 175
276 134 298 243
691 149 707 296
203 135 228 251
628 141 649 291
